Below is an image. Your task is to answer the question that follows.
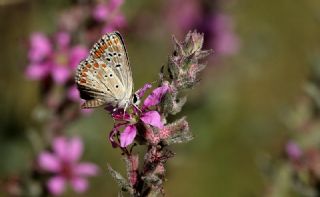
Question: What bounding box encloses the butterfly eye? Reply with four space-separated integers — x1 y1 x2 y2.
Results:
132 94 140 105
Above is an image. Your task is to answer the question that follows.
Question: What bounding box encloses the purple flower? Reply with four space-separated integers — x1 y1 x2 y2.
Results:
38 137 99 196
286 141 303 161
25 32 88 84
120 125 137 147
111 84 169 147
143 84 169 108
28 32 52 62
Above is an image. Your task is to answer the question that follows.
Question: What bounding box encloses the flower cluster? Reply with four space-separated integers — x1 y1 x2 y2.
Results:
109 83 169 148
92 0 126 34
26 32 88 85
104 31 210 196
14 0 127 196
38 137 99 195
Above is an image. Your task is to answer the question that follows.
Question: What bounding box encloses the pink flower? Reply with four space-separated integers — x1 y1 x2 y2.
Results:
25 32 88 84
286 141 303 161
166 0 239 56
28 32 52 62
38 137 99 196
92 0 126 34
114 84 169 147
210 14 239 55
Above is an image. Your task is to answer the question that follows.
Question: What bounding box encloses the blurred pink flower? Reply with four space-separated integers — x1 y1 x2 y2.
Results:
25 32 88 84
28 33 52 62
165 0 201 34
68 85 94 115
38 137 99 196
166 0 239 56
92 0 126 33
210 14 239 55
286 141 302 161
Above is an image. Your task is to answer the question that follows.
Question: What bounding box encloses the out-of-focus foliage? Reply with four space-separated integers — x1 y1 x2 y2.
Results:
0 0 319 196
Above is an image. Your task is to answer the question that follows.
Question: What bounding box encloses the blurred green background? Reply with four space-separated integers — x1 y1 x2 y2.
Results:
1 0 320 196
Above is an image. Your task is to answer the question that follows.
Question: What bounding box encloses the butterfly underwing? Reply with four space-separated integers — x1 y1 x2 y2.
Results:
75 32 134 109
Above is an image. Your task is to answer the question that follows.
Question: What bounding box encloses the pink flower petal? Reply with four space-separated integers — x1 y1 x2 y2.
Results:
211 14 239 55
286 141 302 160
68 85 80 102
55 32 71 49
135 83 152 98
70 177 88 193
28 32 52 62
53 137 68 160
108 0 124 11
143 85 169 108
68 137 83 162
120 125 137 147
47 176 66 196
38 152 61 172
140 111 163 128
80 108 94 116
102 25 115 34
92 4 108 22
74 163 99 177
51 66 70 84
69 45 88 69
25 63 50 80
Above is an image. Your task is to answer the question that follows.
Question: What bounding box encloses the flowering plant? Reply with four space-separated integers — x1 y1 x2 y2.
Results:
3 0 127 196
96 31 211 196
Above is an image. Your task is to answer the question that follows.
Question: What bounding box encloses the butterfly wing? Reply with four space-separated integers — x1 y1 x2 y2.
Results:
90 32 133 98
75 32 133 109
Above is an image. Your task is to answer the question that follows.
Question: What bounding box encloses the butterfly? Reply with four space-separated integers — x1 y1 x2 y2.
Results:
75 32 138 111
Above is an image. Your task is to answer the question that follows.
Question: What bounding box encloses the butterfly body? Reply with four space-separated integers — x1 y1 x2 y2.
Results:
75 32 133 109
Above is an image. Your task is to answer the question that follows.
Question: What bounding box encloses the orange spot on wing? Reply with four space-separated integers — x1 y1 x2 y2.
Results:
99 47 104 54
95 51 101 57
94 62 99 68
80 78 86 83
86 64 91 68
81 72 87 77
83 68 88 72
101 64 106 68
